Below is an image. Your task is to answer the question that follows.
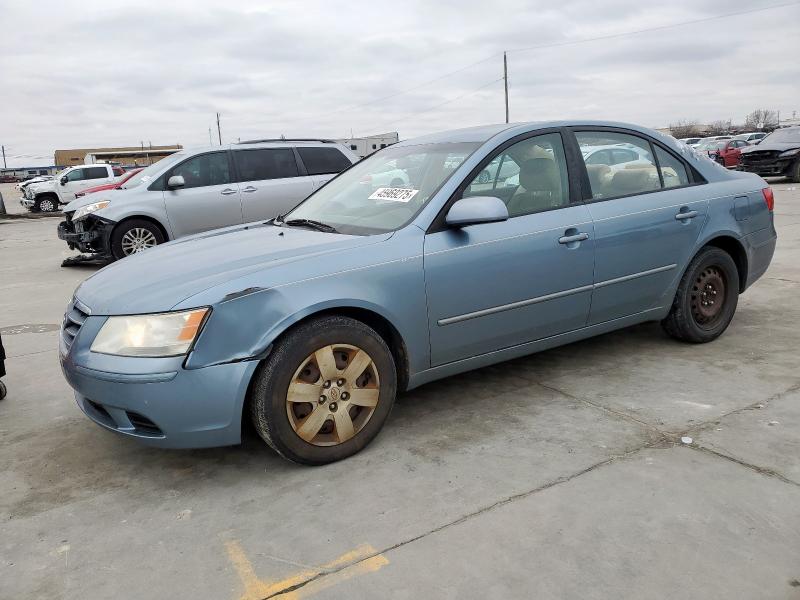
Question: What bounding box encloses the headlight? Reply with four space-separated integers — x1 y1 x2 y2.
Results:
72 200 110 221
90 308 209 357
779 148 800 158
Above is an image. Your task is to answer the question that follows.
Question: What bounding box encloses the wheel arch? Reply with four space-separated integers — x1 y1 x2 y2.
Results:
111 214 170 243
701 234 748 292
266 303 411 392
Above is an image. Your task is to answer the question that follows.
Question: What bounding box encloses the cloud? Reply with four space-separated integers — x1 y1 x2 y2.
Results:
0 0 798 167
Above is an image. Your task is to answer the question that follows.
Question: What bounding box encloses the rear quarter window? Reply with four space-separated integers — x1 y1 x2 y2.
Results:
297 147 352 175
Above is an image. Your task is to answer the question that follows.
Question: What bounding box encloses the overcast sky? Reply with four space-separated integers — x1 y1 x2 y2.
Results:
1 0 798 167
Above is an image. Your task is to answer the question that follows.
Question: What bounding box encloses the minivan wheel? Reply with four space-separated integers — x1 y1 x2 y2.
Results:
250 315 397 465
662 246 739 343
790 158 800 184
34 197 57 212
110 219 165 260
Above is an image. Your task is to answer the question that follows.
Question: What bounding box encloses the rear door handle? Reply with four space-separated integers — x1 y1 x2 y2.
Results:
558 232 589 244
220 188 238 196
241 186 257 193
675 210 698 220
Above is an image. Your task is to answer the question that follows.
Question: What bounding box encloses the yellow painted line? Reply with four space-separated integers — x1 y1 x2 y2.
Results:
225 540 388 600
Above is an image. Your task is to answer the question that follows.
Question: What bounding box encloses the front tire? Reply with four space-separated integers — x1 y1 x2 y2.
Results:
250 316 397 465
110 219 165 260
790 159 800 184
662 247 739 343
34 196 58 213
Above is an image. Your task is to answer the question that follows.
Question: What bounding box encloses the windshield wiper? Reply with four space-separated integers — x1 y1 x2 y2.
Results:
280 218 338 233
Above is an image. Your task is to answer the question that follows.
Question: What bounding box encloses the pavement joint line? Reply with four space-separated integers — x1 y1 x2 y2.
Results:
262 439 663 599
683 380 800 438
687 444 800 488
765 276 800 284
6 348 55 359
534 380 670 439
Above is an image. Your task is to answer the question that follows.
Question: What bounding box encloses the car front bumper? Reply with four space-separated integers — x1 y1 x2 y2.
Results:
60 327 259 448
738 155 797 176
20 197 34 209
58 215 114 255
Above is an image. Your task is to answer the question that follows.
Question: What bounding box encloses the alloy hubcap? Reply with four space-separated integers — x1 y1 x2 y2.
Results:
40 199 54 211
286 344 380 446
691 266 726 327
121 228 157 255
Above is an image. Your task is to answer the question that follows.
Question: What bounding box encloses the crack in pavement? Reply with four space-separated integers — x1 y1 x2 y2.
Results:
262 440 663 599
688 444 800 488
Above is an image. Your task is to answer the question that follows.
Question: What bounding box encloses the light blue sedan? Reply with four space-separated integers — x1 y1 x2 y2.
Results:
60 121 777 464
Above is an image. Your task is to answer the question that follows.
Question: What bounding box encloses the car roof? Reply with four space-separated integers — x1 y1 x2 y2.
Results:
394 120 683 148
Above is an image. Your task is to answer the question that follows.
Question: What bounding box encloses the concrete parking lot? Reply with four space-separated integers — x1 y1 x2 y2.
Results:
1 181 798 599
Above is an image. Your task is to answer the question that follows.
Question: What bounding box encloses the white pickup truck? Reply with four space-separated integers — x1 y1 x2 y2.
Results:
21 164 124 212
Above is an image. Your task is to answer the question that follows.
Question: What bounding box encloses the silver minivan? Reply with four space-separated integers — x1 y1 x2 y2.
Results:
58 140 358 261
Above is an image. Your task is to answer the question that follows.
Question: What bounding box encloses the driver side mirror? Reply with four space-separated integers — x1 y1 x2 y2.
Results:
167 175 185 189
445 196 509 227
60 176 67 185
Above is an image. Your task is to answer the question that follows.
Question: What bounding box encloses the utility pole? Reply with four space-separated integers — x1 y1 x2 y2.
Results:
503 51 509 124
1 145 6 169
216 112 222 145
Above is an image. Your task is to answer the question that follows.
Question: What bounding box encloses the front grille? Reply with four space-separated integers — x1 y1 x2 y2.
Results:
741 151 780 164
62 298 90 351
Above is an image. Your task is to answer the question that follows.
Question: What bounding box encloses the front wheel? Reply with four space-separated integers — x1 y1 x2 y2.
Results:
250 316 397 465
790 158 800 183
662 247 739 343
110 219 165 260
34 196 58 212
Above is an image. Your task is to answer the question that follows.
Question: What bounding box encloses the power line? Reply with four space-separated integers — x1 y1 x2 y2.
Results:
322 1 798 123
366 78 504 134
508 1 800 54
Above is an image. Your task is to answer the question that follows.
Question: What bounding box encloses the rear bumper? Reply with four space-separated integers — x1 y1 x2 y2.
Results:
744 226 777 290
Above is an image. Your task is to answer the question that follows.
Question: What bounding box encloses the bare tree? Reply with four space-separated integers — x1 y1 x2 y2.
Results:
669 119 701 139
707 120 732 136
744 109 779 130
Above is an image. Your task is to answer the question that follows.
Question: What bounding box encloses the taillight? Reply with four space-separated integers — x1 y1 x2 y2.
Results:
762 187 774 211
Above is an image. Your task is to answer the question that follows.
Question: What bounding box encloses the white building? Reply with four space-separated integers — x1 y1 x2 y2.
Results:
336 132 399 158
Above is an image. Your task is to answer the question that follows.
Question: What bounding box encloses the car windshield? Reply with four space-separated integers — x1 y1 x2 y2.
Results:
763 128 800 143
120 152 186 189
283 142 480 235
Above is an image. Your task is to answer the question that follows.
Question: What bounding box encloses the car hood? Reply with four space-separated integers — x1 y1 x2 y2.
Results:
741 141 800 153
63 191 120 213
74 223 392 314
29 180 56 192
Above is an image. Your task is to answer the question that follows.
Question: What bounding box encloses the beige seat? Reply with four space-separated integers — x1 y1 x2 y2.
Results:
507 158 564 216
608 167 660 196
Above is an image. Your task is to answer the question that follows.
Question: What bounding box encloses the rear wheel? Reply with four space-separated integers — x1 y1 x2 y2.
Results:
110 219 165 260
662 246 739 343
250 315 397 465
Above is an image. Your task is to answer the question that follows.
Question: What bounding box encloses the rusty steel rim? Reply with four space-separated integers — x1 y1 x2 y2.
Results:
691 266 726 328
286 344 380 446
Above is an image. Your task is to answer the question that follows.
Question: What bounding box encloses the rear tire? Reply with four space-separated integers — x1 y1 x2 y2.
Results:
250 315 397 465
0 380 6 400
662 247 739 343
110 219 165 260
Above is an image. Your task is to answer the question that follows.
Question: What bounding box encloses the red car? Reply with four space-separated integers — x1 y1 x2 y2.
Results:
695 139 750 169
75 167 143 198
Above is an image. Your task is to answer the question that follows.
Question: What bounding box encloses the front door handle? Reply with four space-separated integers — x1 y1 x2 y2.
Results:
241 186 257 193
558 232 589 245
675 210 698 221
220 188 238 196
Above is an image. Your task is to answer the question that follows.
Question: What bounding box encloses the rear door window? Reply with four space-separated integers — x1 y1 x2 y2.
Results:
84 166 109 179
233 148 299 181
171 152 232 189
654 146 689 188
575 131 659 199
297 147 352 175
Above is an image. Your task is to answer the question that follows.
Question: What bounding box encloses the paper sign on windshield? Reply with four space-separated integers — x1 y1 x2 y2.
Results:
368 187 419 202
